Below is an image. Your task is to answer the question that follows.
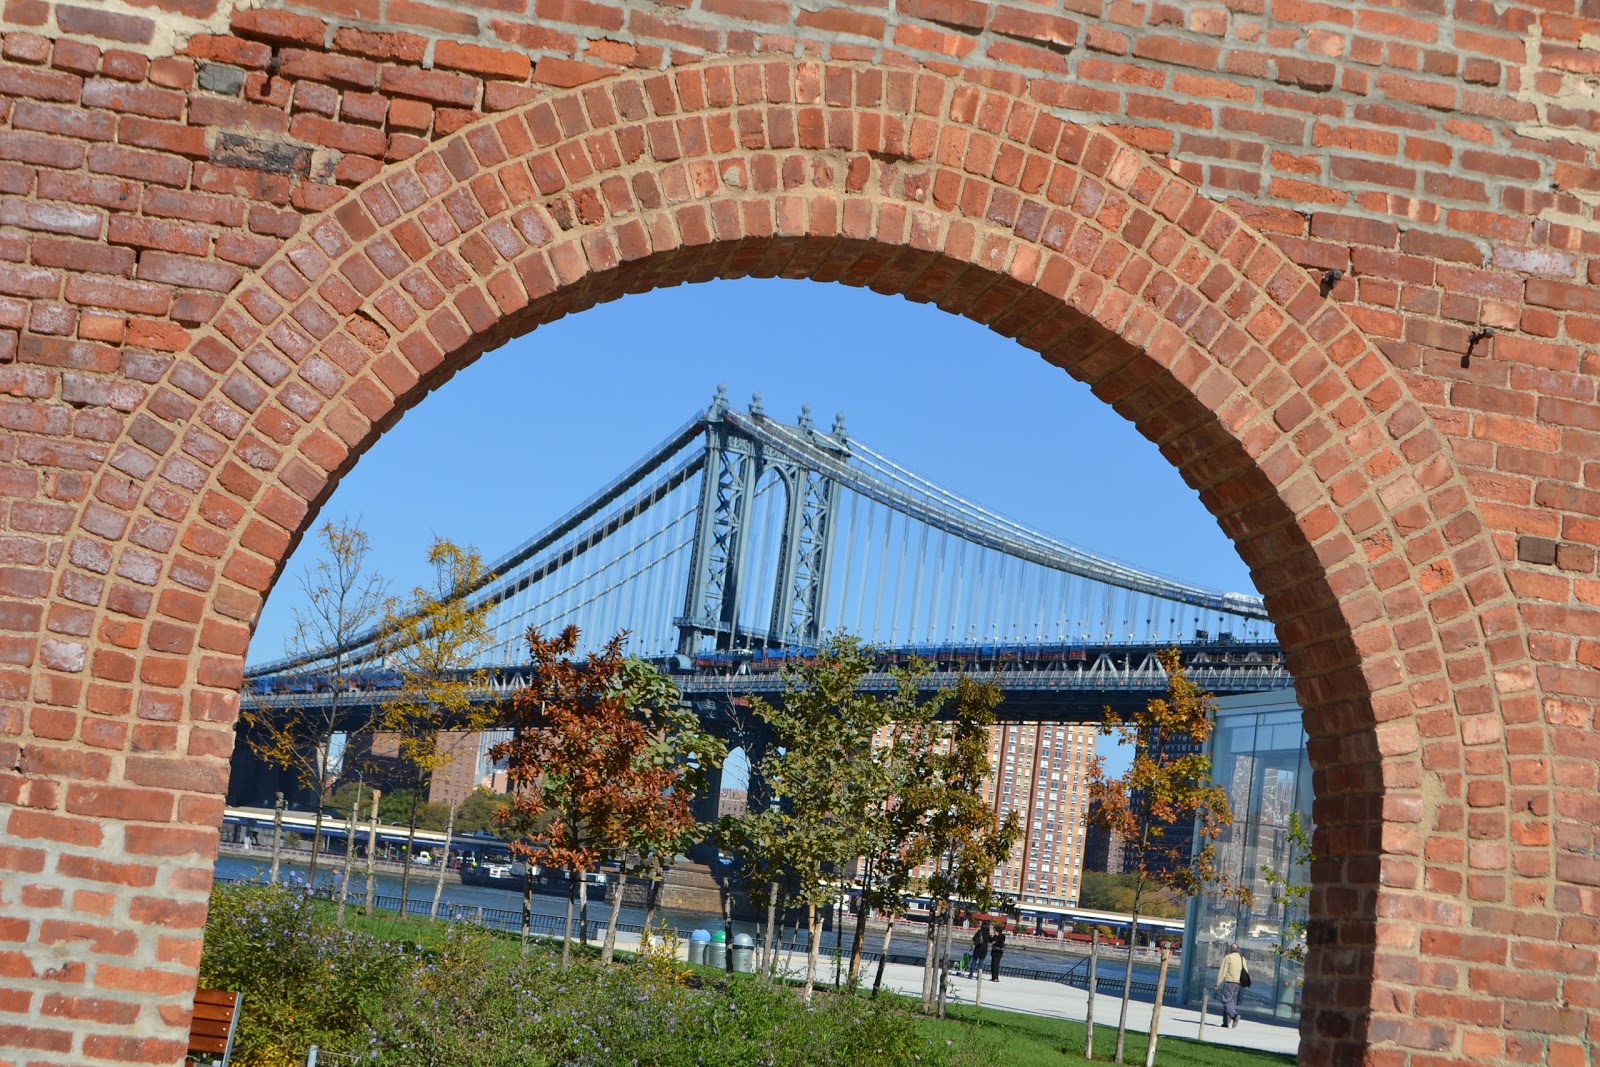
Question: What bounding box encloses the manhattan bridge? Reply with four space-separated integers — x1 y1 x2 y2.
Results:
237 386 1292 802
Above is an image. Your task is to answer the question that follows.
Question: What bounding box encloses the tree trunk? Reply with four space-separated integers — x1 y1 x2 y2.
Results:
785 911 804 974
336 783 361 927
721 881 736 974
838 889 851 991
561 875 577 971
1085 930 1098 1060
521 863 534 955
848 886 869 986
601 869 626 964
760 880 779 978
397 792 421 919
1115 910 1141 1064
363 789 380 918
268 792 284 885
578 873 590 946
803 901 821 1002
921 905 939 1012
428 803 456 921
1145 946 1172 1067
641 873 663 942
936 904 952 1018
308 790 326 889
871 918 894 998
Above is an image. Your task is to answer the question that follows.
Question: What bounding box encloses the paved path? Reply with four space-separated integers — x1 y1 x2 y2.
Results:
610 930 1301 1059
871 959 1299 1057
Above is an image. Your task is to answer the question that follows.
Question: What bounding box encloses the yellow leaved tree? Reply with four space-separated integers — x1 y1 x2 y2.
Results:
379 539 495 920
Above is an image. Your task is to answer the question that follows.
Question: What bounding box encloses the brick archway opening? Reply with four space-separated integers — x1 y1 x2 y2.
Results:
8 58 1530 1067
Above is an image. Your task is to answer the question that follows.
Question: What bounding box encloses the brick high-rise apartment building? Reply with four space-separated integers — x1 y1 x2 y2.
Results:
362 729 512 809
905 721 1099 908
985 722 1098 908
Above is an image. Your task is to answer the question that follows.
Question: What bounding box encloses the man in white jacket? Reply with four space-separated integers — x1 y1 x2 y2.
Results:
1215 944 1245 1027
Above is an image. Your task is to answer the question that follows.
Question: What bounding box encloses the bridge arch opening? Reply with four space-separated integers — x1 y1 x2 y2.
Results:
18 56 1531 1067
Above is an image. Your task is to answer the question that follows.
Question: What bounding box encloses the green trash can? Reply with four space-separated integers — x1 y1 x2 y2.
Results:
707 929 727 969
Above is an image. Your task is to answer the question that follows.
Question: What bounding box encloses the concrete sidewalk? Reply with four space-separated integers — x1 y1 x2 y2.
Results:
610 929 1300 1059
867 959 1299 1057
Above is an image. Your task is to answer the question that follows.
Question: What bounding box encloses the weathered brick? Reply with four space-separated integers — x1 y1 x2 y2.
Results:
434 40 532 80
0 21 1591 1067
380 64 480 108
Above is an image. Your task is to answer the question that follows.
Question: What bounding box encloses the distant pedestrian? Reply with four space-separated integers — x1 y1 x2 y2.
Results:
967 921 991 978
1215 943 1246 1027
989 925 1007 981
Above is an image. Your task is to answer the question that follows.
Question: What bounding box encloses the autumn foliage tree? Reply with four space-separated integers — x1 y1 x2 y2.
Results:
596 656 725 964
379 540 495 922
494 627 720 969
1087 646 1232 1065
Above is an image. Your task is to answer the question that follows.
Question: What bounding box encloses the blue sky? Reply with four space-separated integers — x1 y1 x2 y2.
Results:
251 278 1263 771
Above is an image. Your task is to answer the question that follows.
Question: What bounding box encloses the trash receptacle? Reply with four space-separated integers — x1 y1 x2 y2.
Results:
732 933 755 973
688 929 710 966
707 929 727 969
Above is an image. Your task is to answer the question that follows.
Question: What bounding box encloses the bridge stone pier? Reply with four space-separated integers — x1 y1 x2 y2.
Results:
0 2 1595 1065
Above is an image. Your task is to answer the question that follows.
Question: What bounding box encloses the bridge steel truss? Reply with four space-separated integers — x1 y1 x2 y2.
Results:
677 391 844 654
246 394 1277 697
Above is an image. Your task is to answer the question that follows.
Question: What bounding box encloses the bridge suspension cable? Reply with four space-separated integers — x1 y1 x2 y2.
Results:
247 397 1271 682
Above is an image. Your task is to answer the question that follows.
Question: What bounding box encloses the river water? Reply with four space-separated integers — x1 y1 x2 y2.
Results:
213 854 718 936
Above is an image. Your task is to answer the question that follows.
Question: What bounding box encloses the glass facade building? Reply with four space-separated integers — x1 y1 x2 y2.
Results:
1180 690 1312 1022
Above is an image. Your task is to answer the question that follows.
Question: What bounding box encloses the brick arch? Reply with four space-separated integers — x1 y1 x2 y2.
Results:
11 57 1545 1067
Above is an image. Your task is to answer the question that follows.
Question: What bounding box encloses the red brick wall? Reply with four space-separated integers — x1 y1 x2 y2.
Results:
0 3 1594 1065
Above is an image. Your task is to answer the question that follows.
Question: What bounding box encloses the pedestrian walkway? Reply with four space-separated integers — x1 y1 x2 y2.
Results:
869 959 1299 1057
606 929 1300 1058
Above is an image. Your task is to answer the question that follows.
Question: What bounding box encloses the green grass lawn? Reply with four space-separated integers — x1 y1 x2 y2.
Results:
923 1005 1296 1067
326 903 1293 1067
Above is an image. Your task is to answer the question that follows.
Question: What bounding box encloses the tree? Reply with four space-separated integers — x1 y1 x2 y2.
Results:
715 792 790 981
1078 870 1185 918
328 785 446 832
1262 810 1313 965
240 518 387 889
595 656 726 964
907 676 1020 1016
379 539 495 922
745 635 911 1002
732 639 953 1004
1086 646 1232 1065
845 660 950 989
455 788 513 836
493 626 635 969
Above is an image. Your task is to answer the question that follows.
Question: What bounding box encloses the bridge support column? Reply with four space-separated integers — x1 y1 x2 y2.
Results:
679 396 760 654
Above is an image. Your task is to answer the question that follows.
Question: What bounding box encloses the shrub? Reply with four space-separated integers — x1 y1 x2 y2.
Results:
202 884 970 1067
199 882 407 1066
366 934 960 1067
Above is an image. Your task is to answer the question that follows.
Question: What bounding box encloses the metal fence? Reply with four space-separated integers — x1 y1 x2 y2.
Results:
219 875 1176 1007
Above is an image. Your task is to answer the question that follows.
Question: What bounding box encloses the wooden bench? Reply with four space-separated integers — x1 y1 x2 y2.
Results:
186 988 242 1067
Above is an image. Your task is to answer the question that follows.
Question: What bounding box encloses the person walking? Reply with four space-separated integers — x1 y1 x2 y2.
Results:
1215 943 1246 1027
989 924 1007 981
967 921 991 978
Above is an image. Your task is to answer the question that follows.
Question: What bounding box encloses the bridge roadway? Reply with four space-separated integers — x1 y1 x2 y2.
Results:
239 639 1294 728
